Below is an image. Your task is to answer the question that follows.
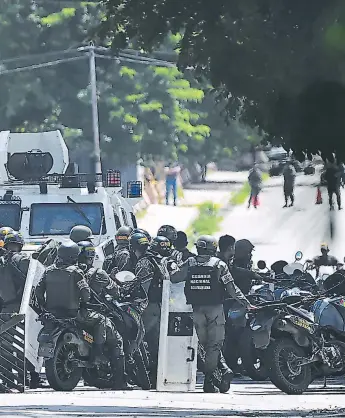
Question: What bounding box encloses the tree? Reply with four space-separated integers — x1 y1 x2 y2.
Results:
99 0 345 158
0 1 256 168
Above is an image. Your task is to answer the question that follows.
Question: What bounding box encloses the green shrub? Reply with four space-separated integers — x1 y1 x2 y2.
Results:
186 201 223 247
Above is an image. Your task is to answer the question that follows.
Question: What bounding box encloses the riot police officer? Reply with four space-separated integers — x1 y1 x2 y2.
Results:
233 239 255 269
157 225 182 264
0 231 44 388
149 236 172 258
35 240 108 365
0 231 30 313
130 232 165 386
130 228 152 243
172 235 251 393
103 226 135 276
78 241 131 390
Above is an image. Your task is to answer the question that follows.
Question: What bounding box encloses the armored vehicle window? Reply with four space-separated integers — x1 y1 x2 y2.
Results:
130 212 137 228
120 207 128 225
113 209 121 229
0 203 21 230
29 203 106 236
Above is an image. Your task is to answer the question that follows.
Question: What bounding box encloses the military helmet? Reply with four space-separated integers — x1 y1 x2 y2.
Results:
57 240 80 263
77 240 96 260
69 225 93 243
4 231 24 247
157 225 177 243
0 227 14 241
235 239 255 256
115 226 133 245
150 236 172 257
130 228 152 243
195 235 218 253
129 232 150 252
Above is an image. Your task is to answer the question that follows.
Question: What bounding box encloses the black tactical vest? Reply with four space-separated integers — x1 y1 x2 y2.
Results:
185 258 224 306
45 266 81 315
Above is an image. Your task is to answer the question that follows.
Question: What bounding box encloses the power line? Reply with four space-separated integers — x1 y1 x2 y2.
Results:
0 47 84 66
0 55 87 76
94 53 175 67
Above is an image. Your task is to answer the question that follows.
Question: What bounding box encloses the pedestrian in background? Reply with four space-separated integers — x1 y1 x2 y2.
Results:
248 164 262 209
164 161 181 206
325 160 342 210
283 160 296 207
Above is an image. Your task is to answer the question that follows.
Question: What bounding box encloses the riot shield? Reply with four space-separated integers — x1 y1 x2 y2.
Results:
156 259 198 392
19 258 45 372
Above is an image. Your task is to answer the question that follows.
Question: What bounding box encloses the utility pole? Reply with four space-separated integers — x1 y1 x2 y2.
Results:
88 42 102 175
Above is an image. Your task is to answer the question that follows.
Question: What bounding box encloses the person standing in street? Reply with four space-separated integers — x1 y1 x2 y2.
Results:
282 160 296 207
164 161 181 206
172 235 251 393
325 161 342 210
248 164 262 209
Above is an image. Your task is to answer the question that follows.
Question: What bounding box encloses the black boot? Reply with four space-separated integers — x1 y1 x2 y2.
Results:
29 371 47 389
203 373 219 393
90 343 107 365
218 355 234 393
111 356 133 390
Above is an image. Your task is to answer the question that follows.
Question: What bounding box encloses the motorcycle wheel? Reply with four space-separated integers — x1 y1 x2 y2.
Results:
267 338 312 395
133 347 151 390
45 340 82 391
83 364 113 389
240 329 268 381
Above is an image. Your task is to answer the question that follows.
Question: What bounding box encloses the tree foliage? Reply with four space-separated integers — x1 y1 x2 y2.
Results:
0 0 256 167
100 0 345 159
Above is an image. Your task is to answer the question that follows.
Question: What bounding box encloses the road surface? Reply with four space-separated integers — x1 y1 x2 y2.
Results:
2 378 345 417
219 172 345 265
3 170 345 418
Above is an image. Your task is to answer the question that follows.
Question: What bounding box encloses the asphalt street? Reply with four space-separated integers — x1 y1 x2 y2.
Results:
220 171 345 266
3 170 345 418
2 377 345 418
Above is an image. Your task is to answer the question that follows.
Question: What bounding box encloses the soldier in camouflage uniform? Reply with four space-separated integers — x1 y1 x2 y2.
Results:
103 226 135 277
77 241 132 390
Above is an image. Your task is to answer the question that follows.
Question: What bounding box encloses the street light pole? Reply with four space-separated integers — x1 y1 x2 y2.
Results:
88 43 102 175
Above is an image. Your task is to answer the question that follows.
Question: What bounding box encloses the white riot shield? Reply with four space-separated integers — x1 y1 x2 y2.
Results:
19 258 45 372
156 261 198 392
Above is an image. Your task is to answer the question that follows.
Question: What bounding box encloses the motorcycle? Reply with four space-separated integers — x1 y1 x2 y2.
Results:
304 258 344 291
231 251 316 381
37 271 151 391
248 272 345 394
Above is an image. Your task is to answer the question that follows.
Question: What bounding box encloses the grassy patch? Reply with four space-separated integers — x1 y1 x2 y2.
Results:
177 186 184 199
229 172 270 206
186 201 223 247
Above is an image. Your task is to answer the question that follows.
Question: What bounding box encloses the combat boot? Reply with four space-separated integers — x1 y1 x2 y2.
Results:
203 373 219 393
218 355 234 393
111 355 134 390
